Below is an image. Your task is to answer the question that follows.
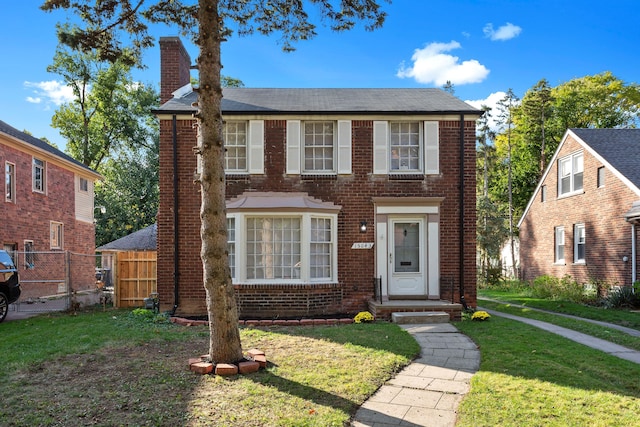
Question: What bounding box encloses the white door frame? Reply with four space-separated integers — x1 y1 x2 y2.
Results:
373 197 441 300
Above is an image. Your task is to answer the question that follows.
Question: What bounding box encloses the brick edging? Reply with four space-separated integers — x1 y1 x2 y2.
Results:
171 317 354 327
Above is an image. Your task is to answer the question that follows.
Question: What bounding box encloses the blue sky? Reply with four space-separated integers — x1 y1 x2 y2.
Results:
1 1 638 149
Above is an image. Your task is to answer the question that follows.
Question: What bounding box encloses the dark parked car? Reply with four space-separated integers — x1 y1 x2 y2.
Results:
0 250 21 322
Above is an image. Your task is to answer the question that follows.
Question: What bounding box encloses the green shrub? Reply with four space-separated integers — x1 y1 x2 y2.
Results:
531 274 590 303
605 286 640 309
131 308 170 324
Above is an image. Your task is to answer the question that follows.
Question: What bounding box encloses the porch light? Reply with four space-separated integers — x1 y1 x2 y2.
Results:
360 221 367 233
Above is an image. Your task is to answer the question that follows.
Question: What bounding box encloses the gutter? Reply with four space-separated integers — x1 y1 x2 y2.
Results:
459 114 468 310
171 115 180 315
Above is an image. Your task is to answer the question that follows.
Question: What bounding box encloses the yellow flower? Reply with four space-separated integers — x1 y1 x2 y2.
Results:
471 311 491 321
354 311 374 323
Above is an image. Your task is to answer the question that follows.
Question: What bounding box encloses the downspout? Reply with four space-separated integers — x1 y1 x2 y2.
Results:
632 224 637 284
171 115 180 315
459 114 468 310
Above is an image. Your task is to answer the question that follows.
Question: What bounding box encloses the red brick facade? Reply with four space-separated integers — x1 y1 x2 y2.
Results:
519 132 640 286
156 38 479 318
0 126 99 295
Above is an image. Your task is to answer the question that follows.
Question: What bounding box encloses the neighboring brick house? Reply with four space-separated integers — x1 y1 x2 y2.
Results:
518 128 640 287
0 120 101 296
155 37 481 320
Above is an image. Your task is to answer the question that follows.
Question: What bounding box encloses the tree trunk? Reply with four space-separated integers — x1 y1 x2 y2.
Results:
197 0 243 364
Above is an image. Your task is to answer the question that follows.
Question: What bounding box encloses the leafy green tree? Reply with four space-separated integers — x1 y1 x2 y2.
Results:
48 45 158 171
95 141 159 248
494 89 519 277
41 0 388 365
476 105 507 284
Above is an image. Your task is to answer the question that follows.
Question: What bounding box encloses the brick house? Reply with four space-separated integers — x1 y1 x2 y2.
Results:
155 37 480 320
518 128 640 287
0 119 101 297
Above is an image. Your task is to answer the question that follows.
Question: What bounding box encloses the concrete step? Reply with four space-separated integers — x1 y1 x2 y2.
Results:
391 311 450 324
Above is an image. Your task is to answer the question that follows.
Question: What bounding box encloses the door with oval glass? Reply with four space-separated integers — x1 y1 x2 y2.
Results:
388 218 426 297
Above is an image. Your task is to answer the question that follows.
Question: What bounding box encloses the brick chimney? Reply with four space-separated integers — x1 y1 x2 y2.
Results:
159 37 192 104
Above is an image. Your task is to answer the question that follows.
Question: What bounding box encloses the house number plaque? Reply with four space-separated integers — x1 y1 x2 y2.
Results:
351 242 374 249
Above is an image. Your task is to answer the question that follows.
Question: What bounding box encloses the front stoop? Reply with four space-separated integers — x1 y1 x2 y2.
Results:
368 299 463 321
391 311 450 324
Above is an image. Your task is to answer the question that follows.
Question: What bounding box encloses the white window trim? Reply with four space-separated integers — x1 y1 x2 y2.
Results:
287 120 352 175
557 151 583 197
574 223 586 264
302 120 337 175
555 226 565 264
373 120 439 175
6 161 15 203
50 221 64 250
196 120 264 175
228 211 338 284
33 157 46 194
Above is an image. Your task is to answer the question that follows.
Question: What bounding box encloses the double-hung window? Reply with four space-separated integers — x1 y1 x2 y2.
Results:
50 221 63 250
196 120 264 175
555 226 565 264
303 121 335 173
33 157 46 193
227 217 236 279
574 224 585 263
390 122 421 172
224 121 248 172
286 120 352 175
373 121 439 175
5 162 15 202
558 152 583 196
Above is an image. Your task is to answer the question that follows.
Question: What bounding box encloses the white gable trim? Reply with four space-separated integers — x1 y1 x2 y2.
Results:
517 129 640 228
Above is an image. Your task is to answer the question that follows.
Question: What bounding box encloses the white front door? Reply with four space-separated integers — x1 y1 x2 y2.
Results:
388 218 426 297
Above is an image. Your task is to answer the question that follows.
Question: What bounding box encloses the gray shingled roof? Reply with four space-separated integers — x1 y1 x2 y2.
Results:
158 88 480 115
571 128 640 189
97 224 157 251
0 119 96 174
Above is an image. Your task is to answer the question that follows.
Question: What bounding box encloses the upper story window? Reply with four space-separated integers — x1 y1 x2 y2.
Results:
597 166 605 188
554 226 565 264
304 121 335 173
540 185 546 202
390 122 421 172
224 121 248 172
79 177 89 192
5 162 15 203
197 120 264 175
558 152 583 196
33 157 46 193
373 121 439 175
286 120 352 175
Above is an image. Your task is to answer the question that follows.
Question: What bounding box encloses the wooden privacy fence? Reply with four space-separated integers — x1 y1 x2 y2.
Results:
115 251 157 308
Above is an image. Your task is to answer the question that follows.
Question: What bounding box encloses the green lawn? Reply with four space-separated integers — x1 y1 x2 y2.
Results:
0 308 419 426
456 315 640 427
462 288 640 425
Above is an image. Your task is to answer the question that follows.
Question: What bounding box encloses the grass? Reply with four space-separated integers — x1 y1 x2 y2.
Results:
0 307 419 426
456 315 640 427
479 288 640 329
477 299 640 351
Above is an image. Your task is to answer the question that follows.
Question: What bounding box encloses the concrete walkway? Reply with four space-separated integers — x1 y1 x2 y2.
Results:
351 323 480 427
479 307 640 365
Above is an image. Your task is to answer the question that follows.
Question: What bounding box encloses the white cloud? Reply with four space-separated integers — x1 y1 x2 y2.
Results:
466 91 507 132
397 41 490 86
23 80 75 106
483 23 522 41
